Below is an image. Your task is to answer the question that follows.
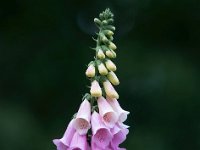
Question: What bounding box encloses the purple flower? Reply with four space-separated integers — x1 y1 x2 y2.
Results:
70 132 89 150
107 98 130 123
91 111 113 149
97 97 118 128
53 119 76 150
110 123 129 149
73 99 91 135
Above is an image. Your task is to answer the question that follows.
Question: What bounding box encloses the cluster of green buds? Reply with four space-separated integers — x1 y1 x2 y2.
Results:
85 8 120 103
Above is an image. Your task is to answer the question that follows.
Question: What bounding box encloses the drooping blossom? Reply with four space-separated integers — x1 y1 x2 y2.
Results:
110 123 129 149
103 80 119 99
90 80 102 97
97 96 118 128
107 98 130 123
73 99 91 135
86 64 95 77
91 111 113 149
53 119 76 150
107 71 120 85
70 132 89 150
105 60 116 71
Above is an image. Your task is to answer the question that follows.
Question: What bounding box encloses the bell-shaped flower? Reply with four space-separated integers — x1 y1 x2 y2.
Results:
70 132 88 150
98 63 108 75
53 119 76 150
90 80 102 97
97 96 118 128
105 60 116 71
103 80 119 99
107 98 129 123
86 64 95 77
73 99 91 135
107 71 120 85
91 111 113 149
110 123 129 149
91 142 113 150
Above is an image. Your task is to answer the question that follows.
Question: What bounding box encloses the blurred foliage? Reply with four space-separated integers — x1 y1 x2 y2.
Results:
0 0 200 150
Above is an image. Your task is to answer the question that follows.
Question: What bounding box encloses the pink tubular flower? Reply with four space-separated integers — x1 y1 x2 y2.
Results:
53 119 76 150
107 98 130 123
91 143 112 150
91 111 113 149
70 132 88 150
110 123 129 149
103 80 119 99
97 97 118 128
73 99 91 135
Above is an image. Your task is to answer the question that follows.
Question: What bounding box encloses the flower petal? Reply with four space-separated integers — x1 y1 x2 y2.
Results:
53 119 76 149
70 132 88 150
107 98 129 122
74 99 91 135
91 111 112 149
111 124 129 148
97 97 118 128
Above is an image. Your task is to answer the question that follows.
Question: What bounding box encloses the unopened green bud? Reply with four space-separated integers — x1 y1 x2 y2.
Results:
105 60 116 71
106 50 116 58
103 30 114 36
109 36 114 41
94 18 101 26
101 45 110 51
104 25 115 31
99 13 104 20
101 35 109 43
107 18 114 24
97 49 105 59
107 71 120 85
108 42 117 50
102 20 108 25
98 63 108 75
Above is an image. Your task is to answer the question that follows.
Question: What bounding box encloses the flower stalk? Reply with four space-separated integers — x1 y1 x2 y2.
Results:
53 8 129 150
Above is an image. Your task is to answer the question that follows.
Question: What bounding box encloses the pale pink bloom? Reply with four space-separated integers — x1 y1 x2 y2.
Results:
110 123 129 149
103 80 119 99
107 98 130 123
91 142 112 150
70 132 88 150
53 119 76 150
90 80 102 97
91 111 113 149
85 64 95 77
97 97 118 128
74 99 91 135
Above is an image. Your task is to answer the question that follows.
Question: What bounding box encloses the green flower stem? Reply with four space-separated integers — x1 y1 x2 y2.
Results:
85 8 118 111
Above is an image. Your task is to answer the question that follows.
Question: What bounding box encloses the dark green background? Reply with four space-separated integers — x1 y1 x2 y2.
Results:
0 0 199 150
